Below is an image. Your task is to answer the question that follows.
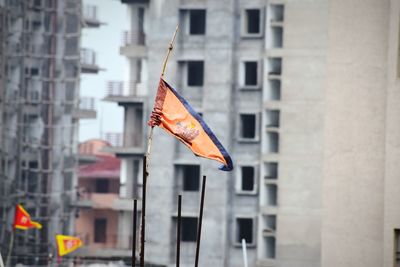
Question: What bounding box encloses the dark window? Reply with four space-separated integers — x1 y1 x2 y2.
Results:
138 8 145 45
136 60 142 83
241 166 254 191
96 179 109 193
265 162 278 179
266 184 278 206
240 114 256 139
31 68 39 76
245 62 258 86
246 9 260 34
26 68 39 76
187 61 204 86
265 236 276 258
94 218 107 243
181 217 198 242
32 20 41 30
189 10 206 35
33 0 42 8
183 165 200 191
237 218 253 244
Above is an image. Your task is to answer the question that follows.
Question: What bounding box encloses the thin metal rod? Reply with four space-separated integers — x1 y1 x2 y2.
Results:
176 195 182 267
140 157 147 267
242 239 248 267
194 176 206 267
132 199 137 267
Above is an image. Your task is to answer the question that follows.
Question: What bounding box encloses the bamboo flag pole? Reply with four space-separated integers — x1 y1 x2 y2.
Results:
144 24 179 168
139 25 179 267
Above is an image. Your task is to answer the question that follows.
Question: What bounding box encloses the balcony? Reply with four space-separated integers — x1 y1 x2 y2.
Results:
81 48 101 73
73 189 141 211
72 97 96 119
75 233 134 258
101 132 145 157
102 81 147 105
121 0 150 3
120 31 147 57
82 5 103 28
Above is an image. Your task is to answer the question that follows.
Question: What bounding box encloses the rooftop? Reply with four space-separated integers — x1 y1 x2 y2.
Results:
79 155 120 178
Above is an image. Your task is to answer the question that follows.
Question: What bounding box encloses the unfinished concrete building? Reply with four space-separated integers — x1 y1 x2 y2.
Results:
0 0 99 265
74 139 137 263
108 0 400 267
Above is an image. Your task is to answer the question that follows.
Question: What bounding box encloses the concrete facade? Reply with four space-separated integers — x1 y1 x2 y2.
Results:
110 0 400 267
0 0 100 265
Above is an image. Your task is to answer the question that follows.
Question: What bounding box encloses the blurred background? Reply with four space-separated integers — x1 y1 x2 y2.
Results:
0 0 399 267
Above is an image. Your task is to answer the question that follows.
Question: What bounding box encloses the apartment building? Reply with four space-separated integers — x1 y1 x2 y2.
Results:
0 0 100 265
110 0 400 267
74 139 137 263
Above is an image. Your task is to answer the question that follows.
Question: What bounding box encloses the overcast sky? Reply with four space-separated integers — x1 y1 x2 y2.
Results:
79 0 129 141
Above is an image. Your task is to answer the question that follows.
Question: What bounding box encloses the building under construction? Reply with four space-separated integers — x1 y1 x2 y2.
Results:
0 0 100 265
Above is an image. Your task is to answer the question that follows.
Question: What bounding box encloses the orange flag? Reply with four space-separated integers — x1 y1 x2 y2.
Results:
13 204 42 230
149 78 233 171
55 235 82 256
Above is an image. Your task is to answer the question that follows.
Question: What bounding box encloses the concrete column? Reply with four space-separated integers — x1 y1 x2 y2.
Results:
322 1 389 266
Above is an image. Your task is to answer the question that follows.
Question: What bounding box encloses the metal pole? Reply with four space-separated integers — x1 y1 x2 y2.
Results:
132 199 137 267
194 176 206 267
5 230 14 267
0 251 4 267
140 157 147 267
241 239 248 267
176 195 182 267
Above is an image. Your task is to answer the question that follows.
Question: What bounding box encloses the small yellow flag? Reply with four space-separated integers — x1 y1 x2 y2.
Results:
55 235 82 256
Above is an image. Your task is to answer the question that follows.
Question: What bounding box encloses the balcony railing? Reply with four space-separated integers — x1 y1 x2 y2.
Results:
81 48 97 66
77 233 135 250
103 132 123 147
124 131 143 148
102 132 142 148
79 97 95 111
122 30 146 46
77 188 119 201
83 5 98 21
106 81 124 96
106 81 147 97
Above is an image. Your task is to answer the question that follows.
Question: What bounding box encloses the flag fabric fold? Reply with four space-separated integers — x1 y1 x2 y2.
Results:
149 78 233 171
55 235 82 256
13 204 42 230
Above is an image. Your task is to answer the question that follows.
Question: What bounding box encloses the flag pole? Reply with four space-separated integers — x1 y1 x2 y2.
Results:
194 175 207 267
139 25 179 267
144 24 179 167
242 239 248 267
176 195 182 267
5 229 14 267
0 250 5 267
132 199 137 267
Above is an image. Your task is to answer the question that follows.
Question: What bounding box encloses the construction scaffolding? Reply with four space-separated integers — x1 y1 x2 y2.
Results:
0 0 84 266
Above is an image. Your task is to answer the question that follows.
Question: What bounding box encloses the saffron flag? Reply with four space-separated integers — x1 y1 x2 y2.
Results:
13 204 42 230
149 78 233 171
55 235 82 256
